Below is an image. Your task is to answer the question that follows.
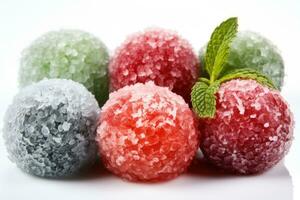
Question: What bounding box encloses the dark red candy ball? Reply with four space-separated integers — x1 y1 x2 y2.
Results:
109 28 199 103
200 79 294 174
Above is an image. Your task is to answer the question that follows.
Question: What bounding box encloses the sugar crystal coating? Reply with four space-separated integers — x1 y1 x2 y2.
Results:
109 28 199 102
199 31 284 89
97 82 199 182
19 30 109 106
200 79 293 174
3 79 100 177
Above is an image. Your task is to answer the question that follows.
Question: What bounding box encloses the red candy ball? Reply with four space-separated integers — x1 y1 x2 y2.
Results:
97 82 199 182
200 79 293 174
109 28 199 103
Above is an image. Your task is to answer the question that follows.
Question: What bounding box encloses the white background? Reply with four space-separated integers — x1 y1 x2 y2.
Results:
0 0 299 199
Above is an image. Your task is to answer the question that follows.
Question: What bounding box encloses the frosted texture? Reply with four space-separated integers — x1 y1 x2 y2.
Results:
200 79 293 174
199 31 284 89
3 79 100 177
109 28 199 103
97 82 199 182
19 30 109 106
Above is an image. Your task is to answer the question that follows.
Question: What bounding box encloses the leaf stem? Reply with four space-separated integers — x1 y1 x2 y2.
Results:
210 74 215 85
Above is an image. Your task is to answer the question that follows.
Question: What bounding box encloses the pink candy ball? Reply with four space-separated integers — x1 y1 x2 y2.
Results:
97 82 199 182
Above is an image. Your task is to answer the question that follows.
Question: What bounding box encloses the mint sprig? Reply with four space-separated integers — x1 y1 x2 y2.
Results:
191 17 277 119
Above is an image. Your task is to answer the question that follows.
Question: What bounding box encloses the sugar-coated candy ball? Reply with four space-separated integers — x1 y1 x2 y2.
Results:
109 28 199 103
200 79 293 174
3 79 100 177
97 82 199 182
19 30 109 106
200 31 284 89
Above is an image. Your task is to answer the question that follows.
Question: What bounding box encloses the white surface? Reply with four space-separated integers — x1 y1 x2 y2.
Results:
0 159 293 200
0 0 299 199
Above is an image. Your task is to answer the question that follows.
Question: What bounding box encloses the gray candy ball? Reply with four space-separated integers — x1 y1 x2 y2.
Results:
3 79 100 177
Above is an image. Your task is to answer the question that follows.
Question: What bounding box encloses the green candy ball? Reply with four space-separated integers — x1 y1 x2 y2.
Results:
19 30 109 106
199 31 284 90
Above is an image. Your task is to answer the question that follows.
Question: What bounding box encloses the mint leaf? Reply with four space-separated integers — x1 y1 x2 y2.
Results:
191 80 220 118
205 17 238 81
198 77 210 85
219 68 277 89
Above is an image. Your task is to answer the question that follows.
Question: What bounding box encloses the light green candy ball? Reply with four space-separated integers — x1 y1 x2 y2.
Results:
199 31 284 90
19 30 109 106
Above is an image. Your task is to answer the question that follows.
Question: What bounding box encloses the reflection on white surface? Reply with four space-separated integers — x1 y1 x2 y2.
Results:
0 155 293 200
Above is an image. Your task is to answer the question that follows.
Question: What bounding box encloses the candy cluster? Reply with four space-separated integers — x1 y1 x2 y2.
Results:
3 17 294 182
